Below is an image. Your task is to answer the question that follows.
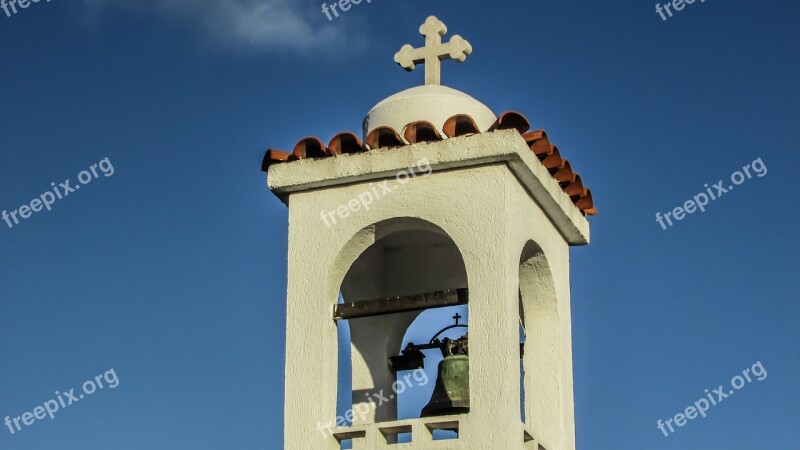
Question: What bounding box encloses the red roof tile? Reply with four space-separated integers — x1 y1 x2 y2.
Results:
553 161 576 184
329 132 366 155
443 114 481 138
293 137 329 159
261 149 292 171
574 190 596 216
366 126 405 149
489 111 531 134
404 121 444 144
523 130 551 157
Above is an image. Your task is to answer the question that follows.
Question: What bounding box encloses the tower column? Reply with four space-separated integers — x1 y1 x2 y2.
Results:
459 228 524 449
348 312 418 424
283 222 341 450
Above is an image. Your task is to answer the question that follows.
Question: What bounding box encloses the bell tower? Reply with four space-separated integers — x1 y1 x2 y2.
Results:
262 16 595 450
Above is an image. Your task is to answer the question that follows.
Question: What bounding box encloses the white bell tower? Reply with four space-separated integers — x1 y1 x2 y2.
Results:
262 16 595 450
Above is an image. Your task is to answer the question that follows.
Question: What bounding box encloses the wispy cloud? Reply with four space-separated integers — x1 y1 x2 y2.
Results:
81 0 356 55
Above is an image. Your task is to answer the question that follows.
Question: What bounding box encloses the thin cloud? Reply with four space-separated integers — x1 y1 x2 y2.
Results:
81 0 356 54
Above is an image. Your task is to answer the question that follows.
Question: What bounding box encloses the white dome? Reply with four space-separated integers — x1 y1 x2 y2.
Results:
363 85 497 140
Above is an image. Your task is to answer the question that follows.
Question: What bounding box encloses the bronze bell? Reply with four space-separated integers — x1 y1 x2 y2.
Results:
421 335 470 417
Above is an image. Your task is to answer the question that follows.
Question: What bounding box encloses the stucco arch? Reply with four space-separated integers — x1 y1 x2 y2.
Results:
518 240 563 449
330 217 469 424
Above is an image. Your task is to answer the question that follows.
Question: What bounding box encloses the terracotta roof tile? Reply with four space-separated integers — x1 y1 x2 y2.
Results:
264 111 596 216
293 137 329 159
489 111 531 134
329 132 366 155
542 146 564 170
523 130 551 157
404 120 443 144
366 126 406 149
443 114 481 138
553 161 576 184
574 190 596 216
563 175 585 197
261 149 292 171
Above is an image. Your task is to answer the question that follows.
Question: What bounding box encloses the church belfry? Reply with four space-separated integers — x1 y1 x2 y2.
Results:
262 16 595 450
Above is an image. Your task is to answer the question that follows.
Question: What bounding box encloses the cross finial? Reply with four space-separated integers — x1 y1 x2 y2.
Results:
394 16 473 86
453 313 462 325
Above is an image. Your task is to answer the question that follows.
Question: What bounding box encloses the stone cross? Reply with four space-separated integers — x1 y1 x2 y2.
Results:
394 16 473 86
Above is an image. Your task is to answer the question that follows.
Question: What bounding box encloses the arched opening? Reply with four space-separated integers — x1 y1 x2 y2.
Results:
518 240 563 448
332 217 469 439
519 313 527 423
336 293 353 429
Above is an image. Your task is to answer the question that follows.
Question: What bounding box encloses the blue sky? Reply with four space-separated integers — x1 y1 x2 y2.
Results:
1 0 798 449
